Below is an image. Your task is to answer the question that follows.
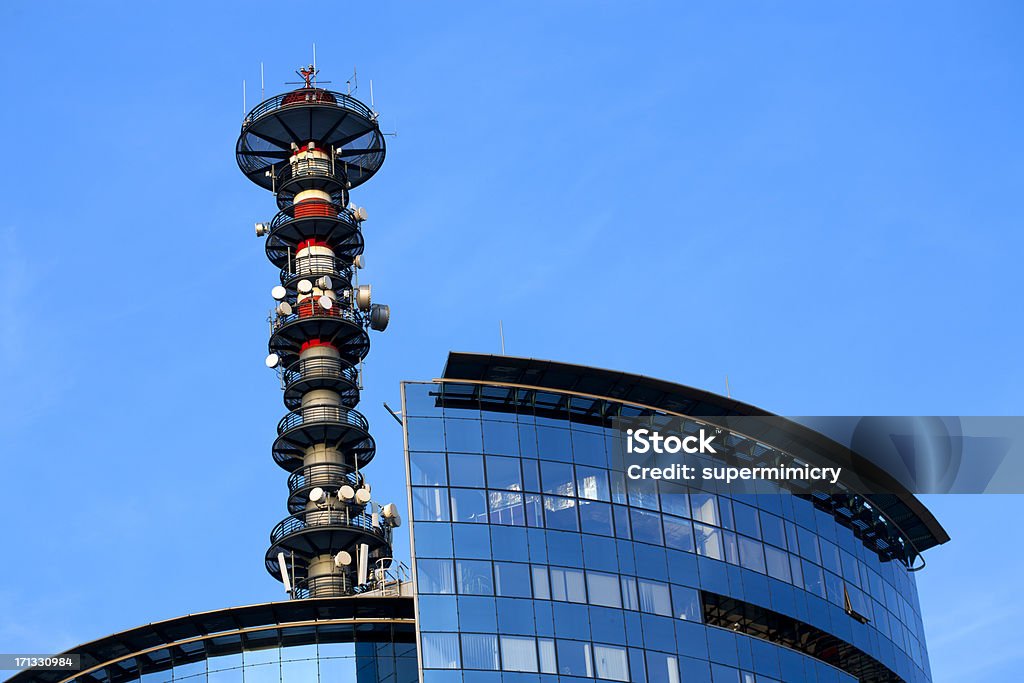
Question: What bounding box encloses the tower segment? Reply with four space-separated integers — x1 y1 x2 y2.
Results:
236 65 398 599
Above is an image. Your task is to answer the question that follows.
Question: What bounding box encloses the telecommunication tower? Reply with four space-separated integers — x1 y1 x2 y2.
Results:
235 65 399 598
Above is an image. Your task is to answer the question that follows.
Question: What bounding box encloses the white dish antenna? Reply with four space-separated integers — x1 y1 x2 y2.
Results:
353 206 368 222
391 513 402 528
353 254 365 269
316 275 333 290
265 353 281 368
309 487 326 503
271 285 287 300
297 279 313 293
355 487 371 504
382 503 399 518
276 301 293 316
339 485 355 500
318 295 333 310
355 284 372 311
255 222 270 237
334 550 353 567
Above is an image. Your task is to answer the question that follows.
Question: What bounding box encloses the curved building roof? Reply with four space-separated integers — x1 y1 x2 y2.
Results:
439 352 949 556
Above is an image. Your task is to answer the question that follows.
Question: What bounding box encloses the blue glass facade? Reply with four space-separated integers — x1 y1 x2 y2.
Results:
402 380 934 683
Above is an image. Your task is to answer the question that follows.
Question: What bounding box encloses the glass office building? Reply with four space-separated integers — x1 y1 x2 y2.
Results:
401 353 948 683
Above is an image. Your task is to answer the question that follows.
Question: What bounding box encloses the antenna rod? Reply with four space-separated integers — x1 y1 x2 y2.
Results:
312 44 317 87
725 375 731 398
242 79 246 116
499 320 506 355
370 79 374 109
260 62 265 101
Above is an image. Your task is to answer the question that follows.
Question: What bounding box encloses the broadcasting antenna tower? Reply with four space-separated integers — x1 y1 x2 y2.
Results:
235 64 398 598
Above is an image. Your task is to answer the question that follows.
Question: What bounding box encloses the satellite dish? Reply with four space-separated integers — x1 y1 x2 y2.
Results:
271 285 287 300
265 353 280 368
297 279 313 293
353 255 365 269
318 295 333 310
335 550 353 567
309 487 326 503
391 513 402 528
339 485 355 500
255 222 270 237
317 275 333 290
276 302 293 316
382 503 398 518
355 285 372 311
355 488 371 504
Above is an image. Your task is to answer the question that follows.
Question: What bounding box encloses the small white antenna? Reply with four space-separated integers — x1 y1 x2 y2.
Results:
242 79 246 116
260 62 265 101
312 43 317 86
277 552 292 594
499 320 506 355
369 79 374 109
725 375 731 398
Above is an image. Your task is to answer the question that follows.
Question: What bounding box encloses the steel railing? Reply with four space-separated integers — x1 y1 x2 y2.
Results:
244 89 376 126
282 356 359 389
270 508 391 545
287 463 363 496
277 405 369 435
272 298 361 331
280 254 354 287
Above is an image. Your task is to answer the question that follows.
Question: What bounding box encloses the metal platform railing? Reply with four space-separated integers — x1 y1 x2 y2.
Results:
277 405 369 435
287 463 363 496
270 508 391 545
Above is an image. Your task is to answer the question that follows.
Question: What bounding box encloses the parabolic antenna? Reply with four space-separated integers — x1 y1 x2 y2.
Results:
276 301 293 316
318 295 333 310
265 353 281 368
298 279 313 293
317 275 333 290
271 285 287 300
355 487 371 504
309 487 326 503
335 550 353 567
339 485 355 500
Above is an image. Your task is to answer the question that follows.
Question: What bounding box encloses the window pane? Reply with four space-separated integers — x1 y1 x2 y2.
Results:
540 461 575 496
738 536 766 574
594 644 630 682
421 633 460 669
456 559 494 595
494 562 532 598
486 455 522 490
555 640 593 678
764 545 791 582
417 559 455 594
531 565 551 600
488 490 524 526
413 487 450 522
550 567 587 603
579 500 614 536
411 453 447 486
543 496 578 531
621 576 640 611
732 503 761 539
631 509 663 545
576 465 609 501
461 633 499 670
671 585 701 621
445 418 483 453
406 417 445 451
483 420 519 455
691 493 719 526
664 516 694 552
500 636 539 673
586 571 622 608
638 579 672 616
450 488 488 523
448 453 485 487
537 427 572 461
538 639 557 674
695 524 723 560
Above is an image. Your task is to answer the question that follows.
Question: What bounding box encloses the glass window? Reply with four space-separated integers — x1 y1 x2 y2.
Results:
448 453 485 487
456 559 494 595
543 496 579 531
621 576 640 611
638 579 672 616
555 640 593 677
418 559 455 593
594 644 630 682
802 560 826 598
501 636 538 673
610 470 628 504
820 540 841 575
537 427 572 461
413 486 450 522
691 493 719 526
631 509 663 545
660 485 690 519
406 417 445 451
483 420 520 455
732 503 761 539
538 638 557 674
488 490 524 526
764 545 791 582
761 513 786 549
486 455 522 490
532 565 551 600
664 516 694 552
738 536 766 574
540 461 575 496
694 524 723 560
671 584 701 621
453 522 491 559
796 526 820 563
550 567 587 603
646 651 680 683
461 633 499 670
421 633 460 669
579 500 614 536
415 522 454 558
586 571 622 608
411 452 448 486
523 494 544 527
722 531 739 565
494 562 532 598
576 465 610 501
450 488 488 523
445 418 483 453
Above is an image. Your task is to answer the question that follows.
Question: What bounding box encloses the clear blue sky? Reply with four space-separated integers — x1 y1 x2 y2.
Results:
1 2 1021 681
